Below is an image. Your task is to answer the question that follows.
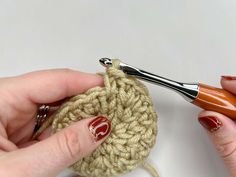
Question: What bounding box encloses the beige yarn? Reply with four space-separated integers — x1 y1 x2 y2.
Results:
34 59 158 177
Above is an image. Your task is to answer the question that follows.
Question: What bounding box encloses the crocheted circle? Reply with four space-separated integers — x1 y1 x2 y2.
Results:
51 60 158 177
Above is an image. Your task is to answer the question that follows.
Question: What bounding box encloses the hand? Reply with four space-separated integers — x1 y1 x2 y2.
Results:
198 76 236 177
0 69 111 177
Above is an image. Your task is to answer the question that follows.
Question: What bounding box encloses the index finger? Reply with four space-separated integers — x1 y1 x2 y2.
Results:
221 76 236 95
13 69 104 104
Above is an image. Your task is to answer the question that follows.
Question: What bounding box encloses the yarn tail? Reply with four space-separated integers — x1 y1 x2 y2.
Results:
142 161 159 177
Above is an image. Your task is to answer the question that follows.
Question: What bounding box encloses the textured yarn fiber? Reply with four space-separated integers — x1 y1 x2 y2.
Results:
38 59 158 177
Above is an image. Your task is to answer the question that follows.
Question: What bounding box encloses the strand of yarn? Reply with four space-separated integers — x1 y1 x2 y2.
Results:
33 59 159 177
142 161 159 177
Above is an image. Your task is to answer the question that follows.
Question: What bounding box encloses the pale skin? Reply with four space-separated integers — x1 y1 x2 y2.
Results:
0 69 235 176
0 69 107 177
198 77 236 177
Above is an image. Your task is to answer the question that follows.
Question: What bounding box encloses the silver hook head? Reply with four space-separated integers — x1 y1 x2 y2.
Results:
99 58 113 67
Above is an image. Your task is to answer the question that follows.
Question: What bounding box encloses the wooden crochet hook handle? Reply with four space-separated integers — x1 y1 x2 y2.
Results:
192 83 236 119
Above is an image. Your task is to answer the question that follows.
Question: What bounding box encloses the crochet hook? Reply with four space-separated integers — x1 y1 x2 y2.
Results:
99 58 236 119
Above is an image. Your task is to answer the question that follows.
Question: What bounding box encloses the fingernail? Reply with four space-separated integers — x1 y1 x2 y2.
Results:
221 76 236 80
198 116 222 132
88 116 111 141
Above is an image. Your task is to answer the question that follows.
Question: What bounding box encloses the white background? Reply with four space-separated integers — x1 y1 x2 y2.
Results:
1 1 236 177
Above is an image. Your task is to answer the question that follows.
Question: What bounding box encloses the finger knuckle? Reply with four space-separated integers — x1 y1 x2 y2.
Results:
58 128 81 159
216 141 236 159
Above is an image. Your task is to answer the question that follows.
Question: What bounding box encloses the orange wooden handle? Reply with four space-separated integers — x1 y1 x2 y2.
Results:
192 83 236 119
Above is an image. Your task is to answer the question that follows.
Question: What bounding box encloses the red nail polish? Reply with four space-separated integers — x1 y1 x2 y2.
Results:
221 76 236 80
198 116 222 132
88 116 111 141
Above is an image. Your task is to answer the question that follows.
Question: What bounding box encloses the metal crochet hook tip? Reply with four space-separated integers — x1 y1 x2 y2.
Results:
99 58 140 75
99 58 113 67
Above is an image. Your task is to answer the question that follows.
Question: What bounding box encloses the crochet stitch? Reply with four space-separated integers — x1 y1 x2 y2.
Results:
35 59 158 177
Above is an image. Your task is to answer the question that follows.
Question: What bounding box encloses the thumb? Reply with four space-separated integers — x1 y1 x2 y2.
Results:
198 111 236 177
10 116 111 177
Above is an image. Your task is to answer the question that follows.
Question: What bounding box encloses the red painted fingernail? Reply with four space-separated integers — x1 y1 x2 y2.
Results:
198 116 222 132
221 76 236 80
88 116 111 141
